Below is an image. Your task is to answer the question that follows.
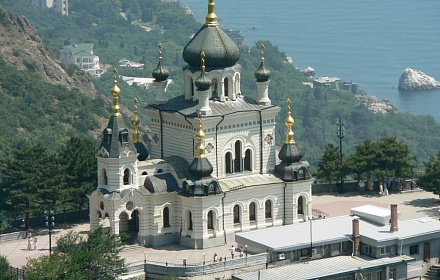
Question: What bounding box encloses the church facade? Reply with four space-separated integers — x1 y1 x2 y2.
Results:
88 0 313 249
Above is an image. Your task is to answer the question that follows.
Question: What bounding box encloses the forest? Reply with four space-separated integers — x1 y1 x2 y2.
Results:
1 0 440 227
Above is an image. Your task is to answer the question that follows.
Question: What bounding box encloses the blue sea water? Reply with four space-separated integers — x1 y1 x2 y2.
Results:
181 0 440 121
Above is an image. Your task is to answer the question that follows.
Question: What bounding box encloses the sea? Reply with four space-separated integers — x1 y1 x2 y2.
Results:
181 0 440 121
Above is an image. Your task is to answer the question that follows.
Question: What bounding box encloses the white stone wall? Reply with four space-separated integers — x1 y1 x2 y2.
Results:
97 156 139 193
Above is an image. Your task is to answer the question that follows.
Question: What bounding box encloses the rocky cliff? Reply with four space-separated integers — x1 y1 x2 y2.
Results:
398 68 440 91
0 5 100 98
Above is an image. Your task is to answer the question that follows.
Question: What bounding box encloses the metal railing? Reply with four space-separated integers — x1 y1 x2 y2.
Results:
124 253 268 278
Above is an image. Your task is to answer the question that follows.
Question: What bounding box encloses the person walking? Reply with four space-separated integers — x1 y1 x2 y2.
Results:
379 182 384 196
358 179 365 192
239 246 244 258
27 234 33 251
230 245 235 259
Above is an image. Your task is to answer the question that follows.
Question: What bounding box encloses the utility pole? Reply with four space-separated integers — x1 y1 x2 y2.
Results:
45 210 55 255
336 118 345 193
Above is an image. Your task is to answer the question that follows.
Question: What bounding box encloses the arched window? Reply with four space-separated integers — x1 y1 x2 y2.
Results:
244 149 252 171
188 211 193 230
265 200 272 219
207 210 214 230
191 78 194 97
225 152 232 174
123 168 130 185
249 202 256 221
297 196 304 215
212 79 218 98
102 169 108 185
163 207 170 228
233 205 240 224
234 141 242 173
224 78 229 98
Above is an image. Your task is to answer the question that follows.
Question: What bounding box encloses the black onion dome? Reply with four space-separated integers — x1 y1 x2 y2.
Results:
189 157 213 179
195 70 211 91
278 143 304 163
254 61 271 82
183 25 240 68
152 61 169 82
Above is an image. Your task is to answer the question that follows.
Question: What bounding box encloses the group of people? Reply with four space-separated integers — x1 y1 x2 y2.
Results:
26 230 37 251
379 181 389 196
213 245 245 262
358 178 417 194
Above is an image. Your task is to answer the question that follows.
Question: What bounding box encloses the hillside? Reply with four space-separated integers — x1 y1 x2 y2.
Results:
0 6 112 157
0 6 97 97
1 0 440 172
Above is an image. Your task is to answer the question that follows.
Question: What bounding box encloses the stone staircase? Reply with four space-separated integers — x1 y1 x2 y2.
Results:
424 264 440 280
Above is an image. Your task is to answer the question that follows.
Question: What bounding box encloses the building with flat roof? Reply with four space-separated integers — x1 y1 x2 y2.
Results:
235 204 440 279
27 0 68 15
59 43 101 76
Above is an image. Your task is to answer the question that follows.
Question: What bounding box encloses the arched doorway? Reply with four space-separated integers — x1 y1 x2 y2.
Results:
119 212 129 233
129 210 139 233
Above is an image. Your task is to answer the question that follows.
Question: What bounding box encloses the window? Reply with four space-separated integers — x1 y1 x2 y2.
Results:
380 246 393 256
389 268 396 280
300 249 309 257
364 245 373 256
212 79 218 98
225 152 232 174
265 200 272 219
234 141 242 172
102 169 108 185
123 168 130 185
163 207 170 228
410 244 419 255
224 78 229 98
207 210 214 230
376 271 384 280
297 196 304 214
233 205 240 224
244 149 252 171
249 202 256 221
188 211 193 230
119 129 129 144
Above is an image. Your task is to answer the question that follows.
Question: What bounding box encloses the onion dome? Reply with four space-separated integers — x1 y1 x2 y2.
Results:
111 68 121 116
97 68 137 159
152 43 169 82
189 115 213 178
278 98 303 162
183 0 240 68
195 52 212 91
131 98 149 161
254 43 271 82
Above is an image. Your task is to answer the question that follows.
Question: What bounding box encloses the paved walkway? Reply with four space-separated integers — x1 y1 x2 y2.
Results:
1 190 439 276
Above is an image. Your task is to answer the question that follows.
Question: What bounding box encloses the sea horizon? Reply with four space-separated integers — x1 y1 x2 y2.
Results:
181 0 440 122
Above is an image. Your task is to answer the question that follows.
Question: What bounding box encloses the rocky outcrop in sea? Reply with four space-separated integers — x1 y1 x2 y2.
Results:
398 68 440 91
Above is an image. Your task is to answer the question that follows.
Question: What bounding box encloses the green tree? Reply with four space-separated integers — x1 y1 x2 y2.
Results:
375 136 415 179
0 255 15 280
315 144 341 188
345 139 378 180
418 151 440 196
25 227 126 280
60 137 98 218
0 144 51 228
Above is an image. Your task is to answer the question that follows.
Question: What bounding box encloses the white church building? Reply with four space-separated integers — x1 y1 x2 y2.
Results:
88 0 313 249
